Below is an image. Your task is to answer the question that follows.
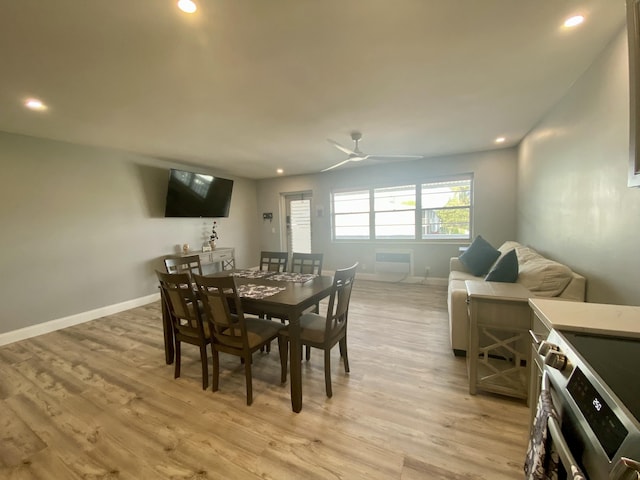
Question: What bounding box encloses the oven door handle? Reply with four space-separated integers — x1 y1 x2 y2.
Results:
541 371 583 475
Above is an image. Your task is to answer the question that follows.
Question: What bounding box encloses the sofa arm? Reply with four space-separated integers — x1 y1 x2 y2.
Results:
559 273 586 301
450 256 470 274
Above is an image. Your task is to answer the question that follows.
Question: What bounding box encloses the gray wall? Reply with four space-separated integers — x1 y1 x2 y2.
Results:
256 148 518 279
0 132 259 335
518 28 640 305
7 27 635 338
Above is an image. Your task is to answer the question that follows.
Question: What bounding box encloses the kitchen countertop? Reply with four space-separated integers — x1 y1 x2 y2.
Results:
529 298 640 339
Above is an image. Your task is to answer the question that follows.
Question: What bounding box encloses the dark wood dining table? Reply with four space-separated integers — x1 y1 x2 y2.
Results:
160 270 334 413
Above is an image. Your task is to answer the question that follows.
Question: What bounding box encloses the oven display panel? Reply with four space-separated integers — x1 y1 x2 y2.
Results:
567 367 628 460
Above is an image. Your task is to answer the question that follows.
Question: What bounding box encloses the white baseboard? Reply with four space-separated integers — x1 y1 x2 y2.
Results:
0 292 161 347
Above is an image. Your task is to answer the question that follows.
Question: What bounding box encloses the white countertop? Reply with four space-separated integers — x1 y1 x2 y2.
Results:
529 298 640 339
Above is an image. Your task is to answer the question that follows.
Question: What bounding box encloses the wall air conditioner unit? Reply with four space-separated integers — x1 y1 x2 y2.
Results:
374 250 413 275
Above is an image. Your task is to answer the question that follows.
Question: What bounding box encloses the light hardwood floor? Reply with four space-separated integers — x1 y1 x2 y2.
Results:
0 280 530 479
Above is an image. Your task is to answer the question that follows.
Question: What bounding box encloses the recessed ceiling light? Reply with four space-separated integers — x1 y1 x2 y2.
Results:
24 98 47 111
564 15 585 28
495 137 506 144
276 168 284 175
177 0 197 13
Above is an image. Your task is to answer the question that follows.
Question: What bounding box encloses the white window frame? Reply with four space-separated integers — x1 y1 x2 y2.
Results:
331 175 472 242
420 177 472 240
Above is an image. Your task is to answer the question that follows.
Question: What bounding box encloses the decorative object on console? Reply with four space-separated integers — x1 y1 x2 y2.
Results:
182 243 190 254
210 221 219 249
458 235 500 276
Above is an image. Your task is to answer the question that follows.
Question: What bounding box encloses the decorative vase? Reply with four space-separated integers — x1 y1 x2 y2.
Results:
209 241 216 250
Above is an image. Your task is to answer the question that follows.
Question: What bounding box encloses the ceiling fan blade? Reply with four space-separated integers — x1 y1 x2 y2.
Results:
321 158 354 172
366 154 424 160
327 138 356 156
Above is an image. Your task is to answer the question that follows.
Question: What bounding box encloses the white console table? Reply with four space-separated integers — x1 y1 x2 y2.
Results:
177 247 235 274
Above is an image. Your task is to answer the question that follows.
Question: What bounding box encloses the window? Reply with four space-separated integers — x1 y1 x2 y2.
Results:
332 176 472 241
374 185 415 239
421 178 471 239
333 189 370 239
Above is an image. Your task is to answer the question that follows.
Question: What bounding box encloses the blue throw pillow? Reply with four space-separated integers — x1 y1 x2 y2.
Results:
459 235 500 276
485 249 519 282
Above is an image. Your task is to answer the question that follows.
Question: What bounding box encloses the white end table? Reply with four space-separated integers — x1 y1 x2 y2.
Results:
465 280 533 400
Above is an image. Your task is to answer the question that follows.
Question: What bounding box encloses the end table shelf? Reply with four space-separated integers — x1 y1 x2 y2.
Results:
465 281 533 400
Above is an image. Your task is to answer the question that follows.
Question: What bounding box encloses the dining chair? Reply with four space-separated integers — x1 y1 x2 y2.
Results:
290 252 323 275
259 251 288 272
164 254 203 277
192 273 286 405
279 262 358 398
156 270 211 390
287 252 325 361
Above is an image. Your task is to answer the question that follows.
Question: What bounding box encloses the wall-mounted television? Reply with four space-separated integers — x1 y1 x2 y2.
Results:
164 168 234 218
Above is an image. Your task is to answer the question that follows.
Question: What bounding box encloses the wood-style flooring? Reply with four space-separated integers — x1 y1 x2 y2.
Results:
0 280 530 479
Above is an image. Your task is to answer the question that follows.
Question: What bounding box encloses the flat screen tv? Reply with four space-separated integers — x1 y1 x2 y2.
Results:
164 168 234 218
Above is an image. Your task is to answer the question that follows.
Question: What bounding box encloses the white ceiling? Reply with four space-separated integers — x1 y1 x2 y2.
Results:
0 0 626 179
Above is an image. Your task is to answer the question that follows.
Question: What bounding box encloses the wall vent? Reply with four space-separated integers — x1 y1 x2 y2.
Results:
374 250 413 275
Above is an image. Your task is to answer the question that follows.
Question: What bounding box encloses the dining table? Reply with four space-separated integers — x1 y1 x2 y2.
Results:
160 269 335 413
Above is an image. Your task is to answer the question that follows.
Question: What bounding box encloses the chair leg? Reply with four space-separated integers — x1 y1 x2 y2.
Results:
279 336 288 383
244 354 253 405
212 348 220 392
324 348 332 398
200 345 209 390
340 337 350 373
174 340 181 379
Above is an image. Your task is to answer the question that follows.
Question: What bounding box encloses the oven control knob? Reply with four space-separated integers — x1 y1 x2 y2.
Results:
537 341 560 356
544 351 571 371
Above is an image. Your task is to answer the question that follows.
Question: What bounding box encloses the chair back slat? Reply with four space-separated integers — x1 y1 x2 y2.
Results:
291 252 323 275
259 251 288 272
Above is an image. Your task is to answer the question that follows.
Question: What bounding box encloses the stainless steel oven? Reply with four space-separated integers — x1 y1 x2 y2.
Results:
534 328 640 479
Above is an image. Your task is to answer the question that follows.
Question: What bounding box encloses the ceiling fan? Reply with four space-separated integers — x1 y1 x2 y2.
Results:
322 131 424 172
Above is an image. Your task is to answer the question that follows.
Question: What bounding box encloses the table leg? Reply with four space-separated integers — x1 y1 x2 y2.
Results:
160 289 174 365
468 299 478 394
288 316 303 413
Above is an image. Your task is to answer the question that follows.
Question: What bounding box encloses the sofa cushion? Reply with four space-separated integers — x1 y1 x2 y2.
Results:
517 256 573 296
485 249 518 282
514 246 541 264
449 270 479 282
498 241 522 254
459 235 500 276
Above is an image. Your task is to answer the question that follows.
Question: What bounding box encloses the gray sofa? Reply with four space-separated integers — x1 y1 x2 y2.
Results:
447 241 586 355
